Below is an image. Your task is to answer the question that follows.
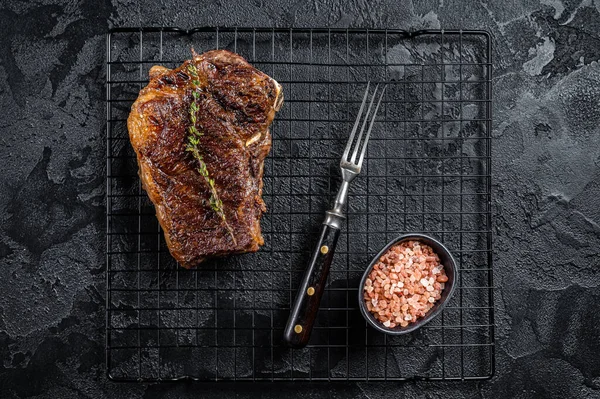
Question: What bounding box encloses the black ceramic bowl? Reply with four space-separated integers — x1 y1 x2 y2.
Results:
358 234 457 335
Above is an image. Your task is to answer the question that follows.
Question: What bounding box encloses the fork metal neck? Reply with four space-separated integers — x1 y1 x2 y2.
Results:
324 180 350 229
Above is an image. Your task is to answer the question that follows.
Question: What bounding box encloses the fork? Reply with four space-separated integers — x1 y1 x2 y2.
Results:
284 82 387 348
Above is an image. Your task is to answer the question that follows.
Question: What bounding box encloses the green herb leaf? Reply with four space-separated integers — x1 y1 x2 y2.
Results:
185 62 236 245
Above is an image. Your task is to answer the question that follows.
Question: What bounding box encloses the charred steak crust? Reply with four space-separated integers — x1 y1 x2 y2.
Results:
127 50 283 268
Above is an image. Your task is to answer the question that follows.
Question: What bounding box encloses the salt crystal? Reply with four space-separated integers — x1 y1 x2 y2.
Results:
383 320 391 327
429 277 435 285
398 281 404 288
426 285 434 292
420 278 429 287
428 297 435 303
404 314 412 321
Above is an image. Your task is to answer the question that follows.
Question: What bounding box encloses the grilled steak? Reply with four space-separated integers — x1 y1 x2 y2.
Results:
128 50 283 268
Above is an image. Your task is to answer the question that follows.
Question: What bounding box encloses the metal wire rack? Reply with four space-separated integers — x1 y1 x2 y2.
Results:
106 27 494 381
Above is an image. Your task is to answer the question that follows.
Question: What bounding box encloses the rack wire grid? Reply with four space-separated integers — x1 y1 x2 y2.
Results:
106 27 494 382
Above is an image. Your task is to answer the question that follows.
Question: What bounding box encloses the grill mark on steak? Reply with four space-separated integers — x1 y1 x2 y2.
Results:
127 50 283 268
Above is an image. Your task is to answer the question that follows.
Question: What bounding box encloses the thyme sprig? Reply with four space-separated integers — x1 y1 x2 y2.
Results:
186 63 236 244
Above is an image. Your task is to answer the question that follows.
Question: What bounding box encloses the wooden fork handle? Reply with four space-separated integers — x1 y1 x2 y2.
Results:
283 224 341 348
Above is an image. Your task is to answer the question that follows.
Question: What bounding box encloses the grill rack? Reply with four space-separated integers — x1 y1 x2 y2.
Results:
106 27 494 381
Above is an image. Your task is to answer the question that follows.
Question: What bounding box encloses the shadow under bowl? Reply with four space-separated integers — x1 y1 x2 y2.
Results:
358 233 457 335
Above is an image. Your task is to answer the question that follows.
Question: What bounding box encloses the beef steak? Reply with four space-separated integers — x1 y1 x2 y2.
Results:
127 50 283 268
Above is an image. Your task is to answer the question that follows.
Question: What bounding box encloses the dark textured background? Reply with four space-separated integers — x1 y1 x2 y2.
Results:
1 0 599 398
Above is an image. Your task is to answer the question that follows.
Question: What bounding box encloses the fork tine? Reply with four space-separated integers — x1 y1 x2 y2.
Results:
350 84 379 164
342 82 370 162
357 85 387 167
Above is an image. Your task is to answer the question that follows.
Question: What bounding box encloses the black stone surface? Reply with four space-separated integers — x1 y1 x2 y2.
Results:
1 0 599 398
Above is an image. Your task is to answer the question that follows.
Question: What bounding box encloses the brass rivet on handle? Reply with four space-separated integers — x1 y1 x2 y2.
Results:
320 245 329 254
294 325 303 334
307 287 315 296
